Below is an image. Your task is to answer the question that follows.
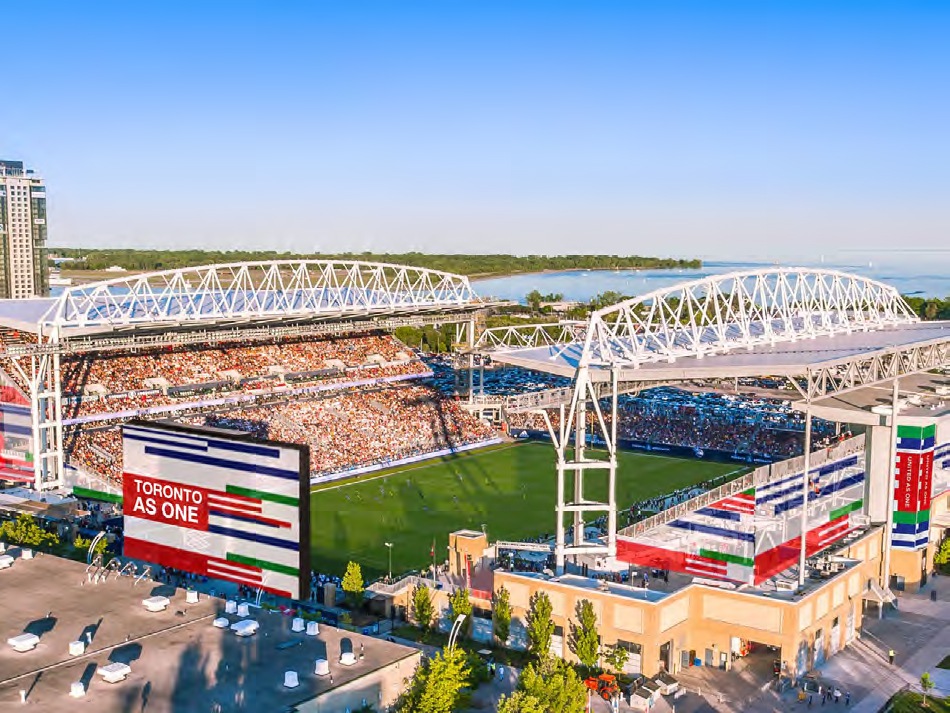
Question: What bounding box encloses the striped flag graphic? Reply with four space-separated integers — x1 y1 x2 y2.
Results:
207 492 291 529
206 557 264 587
710 489 756 515
684 553 728 578
815 517 851 548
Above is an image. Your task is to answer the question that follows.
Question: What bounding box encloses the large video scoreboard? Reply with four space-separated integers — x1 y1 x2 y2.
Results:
122 420 310 600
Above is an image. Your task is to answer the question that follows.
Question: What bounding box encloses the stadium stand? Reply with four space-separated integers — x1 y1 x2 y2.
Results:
0 330 494 485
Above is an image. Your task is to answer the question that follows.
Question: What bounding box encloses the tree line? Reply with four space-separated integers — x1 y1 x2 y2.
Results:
49 248 701 276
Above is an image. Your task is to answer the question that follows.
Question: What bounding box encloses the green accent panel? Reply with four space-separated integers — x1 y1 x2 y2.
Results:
73 486 123 504
226 552 299 577
893 509 930 524
226 485 299 507
829 499 863 521
698 548 754 568
741 488 756 497
897 424 935 439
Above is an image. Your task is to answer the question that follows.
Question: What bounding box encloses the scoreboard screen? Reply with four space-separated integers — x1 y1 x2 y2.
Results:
122 420 310 600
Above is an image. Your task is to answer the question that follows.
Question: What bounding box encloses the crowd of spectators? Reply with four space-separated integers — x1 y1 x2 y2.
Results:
60 332 415 395
66 428 124 483
506 387 838 460
64 383 495 483
2 331 429 422
198 384 495 475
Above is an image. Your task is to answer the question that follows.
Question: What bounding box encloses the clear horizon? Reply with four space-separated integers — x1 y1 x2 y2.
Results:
2 1 948 261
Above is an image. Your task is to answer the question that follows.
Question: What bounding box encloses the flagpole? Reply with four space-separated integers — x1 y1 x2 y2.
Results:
431 538 436 585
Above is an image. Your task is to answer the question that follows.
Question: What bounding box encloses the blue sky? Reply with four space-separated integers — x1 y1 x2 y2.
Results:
2 1 947 260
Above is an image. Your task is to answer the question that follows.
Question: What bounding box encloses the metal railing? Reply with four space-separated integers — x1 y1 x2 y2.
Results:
366 574 428 596
619 434 867 540
619 471 756 539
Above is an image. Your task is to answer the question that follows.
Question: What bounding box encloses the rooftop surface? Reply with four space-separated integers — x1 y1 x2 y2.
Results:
502 526 881 605
0 553 417 712
487 321 950 382
801 371 950 425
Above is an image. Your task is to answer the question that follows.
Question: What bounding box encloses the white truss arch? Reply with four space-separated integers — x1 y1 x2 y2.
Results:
41 260 476 331
582 268 918 367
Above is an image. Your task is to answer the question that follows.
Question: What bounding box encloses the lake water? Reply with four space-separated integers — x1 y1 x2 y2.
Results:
474 253 950 303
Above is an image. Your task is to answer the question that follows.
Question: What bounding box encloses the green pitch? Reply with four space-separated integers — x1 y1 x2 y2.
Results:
309 441 745 580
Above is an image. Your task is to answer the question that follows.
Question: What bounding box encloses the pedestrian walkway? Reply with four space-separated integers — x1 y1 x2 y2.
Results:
819 585 950 712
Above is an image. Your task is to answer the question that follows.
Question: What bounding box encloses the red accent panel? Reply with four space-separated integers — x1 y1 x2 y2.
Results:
207 493 262 512
617 538 690 571
895 452 923 513
920 451 934 513
0 467 33 483
208 506 290 528
123 473 211 531
753 515 854 584
124 537 291 597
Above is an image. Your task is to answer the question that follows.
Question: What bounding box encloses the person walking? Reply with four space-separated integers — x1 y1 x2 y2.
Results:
845 691 851 705
888 649 895 665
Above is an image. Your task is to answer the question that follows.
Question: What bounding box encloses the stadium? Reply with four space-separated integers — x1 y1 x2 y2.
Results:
2 261 950 692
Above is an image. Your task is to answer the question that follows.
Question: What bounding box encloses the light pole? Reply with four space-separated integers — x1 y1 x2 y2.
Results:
447 614 467 651
384 542 393 583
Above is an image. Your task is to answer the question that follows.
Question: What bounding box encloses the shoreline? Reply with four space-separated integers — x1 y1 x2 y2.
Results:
469 264 700 282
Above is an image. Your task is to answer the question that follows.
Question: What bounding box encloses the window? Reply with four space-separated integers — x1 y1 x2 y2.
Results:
616 640 642 655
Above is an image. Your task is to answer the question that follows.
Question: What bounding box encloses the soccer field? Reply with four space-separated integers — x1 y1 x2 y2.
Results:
309 441 746 580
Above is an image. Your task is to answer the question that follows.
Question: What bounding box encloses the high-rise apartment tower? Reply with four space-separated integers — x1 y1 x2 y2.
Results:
0 160 49 299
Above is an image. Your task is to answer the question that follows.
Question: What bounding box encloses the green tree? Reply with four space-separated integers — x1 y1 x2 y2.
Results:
934 537 950 569
412 583 435 631
73 534 108 558
448 587 473 638
497 690 545 713
341 561 364 607
526 591 555 659
568 599 600 669
396 646 471 713
518 656 587 713
493 585 512 646
921 672 935 706
604 644 629 674
0 514 59 549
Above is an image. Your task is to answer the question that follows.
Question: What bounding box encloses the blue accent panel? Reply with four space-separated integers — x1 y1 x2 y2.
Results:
209 509 279 528
756 456 860 502
0 423 31 436
773 473 866 515
695 507 742 522
892 521 930 535
210 440 282 459
892 536 930 550
127 424 281 458
897 436 936 450
207 524 299 551
668 519 755 543
142 446 300 480
125 433 209 451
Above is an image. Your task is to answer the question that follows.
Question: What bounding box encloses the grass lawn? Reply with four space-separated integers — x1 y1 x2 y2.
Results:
889 691 950 712
310 441 746 579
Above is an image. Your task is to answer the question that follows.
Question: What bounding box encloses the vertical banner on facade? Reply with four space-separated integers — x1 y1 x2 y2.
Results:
892 424 935 550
